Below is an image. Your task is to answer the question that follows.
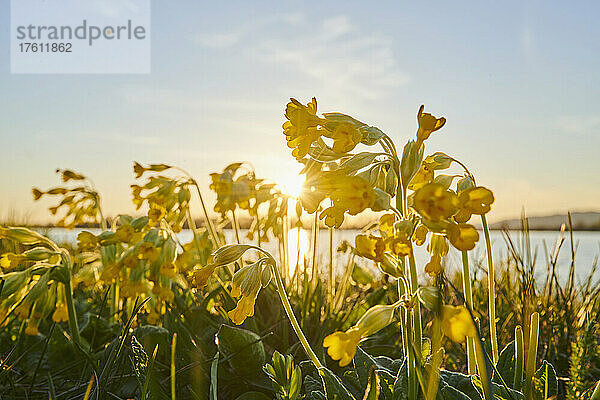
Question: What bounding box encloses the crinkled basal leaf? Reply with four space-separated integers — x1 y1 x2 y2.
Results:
363 368 380 400
216 325 265 377
393 359 408 400
319 367 357 400
471 374 525 400
439 370 480 399
533 361 557 400
438 383 473 400
354 347 378 389
494 341 516 388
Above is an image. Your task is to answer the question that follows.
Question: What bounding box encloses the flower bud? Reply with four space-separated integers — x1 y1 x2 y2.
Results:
400 140 424 188
355 304 397 337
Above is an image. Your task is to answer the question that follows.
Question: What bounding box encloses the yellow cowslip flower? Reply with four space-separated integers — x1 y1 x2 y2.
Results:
52 284 69 323
148 206 166 224
137 242 160 262
379 213 396 237
408 163 434 191
324 304 397 367
385 234 412 258
413 183 458 222
318 174 377 228
424 234 449 276
455 186 495 222
441 305 477 343
32 188 44 200
115 224 135 243
152 285 175 302
25 318 41 336
131 185 144 209
323 328 362 367
324 122 362 153
416 105 446 143
191 264 217 288
100 262 122 282
52 303 69 323
228 261 264 325
283 98 323 159
447 223 479 251
0 253 26 270
210 169 252 215
425 255 443 276
76 231 98 251
355 234 386 262
14 301 31 321
160 262 176 278
413 225 428 246
121 280 149 298
122 253 139 269
60 169 85 182
133 162 147 179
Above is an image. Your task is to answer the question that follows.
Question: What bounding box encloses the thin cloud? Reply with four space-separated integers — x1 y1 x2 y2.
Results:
195 14 409 101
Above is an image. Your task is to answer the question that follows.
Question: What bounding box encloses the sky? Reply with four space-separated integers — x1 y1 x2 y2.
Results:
1 0 599 224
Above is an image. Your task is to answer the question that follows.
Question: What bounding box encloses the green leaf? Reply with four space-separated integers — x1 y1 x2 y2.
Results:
216 324 266 377
363 368 380 400
439 371 480 399
319 367 357 400
533 361 557 400
210 352 219 400
494 341 516 388
393 360 408 400
438 383 474 400
354 347 378 389
377 369 396 400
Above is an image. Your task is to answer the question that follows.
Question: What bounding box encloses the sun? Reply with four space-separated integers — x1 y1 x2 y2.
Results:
278 172 306 198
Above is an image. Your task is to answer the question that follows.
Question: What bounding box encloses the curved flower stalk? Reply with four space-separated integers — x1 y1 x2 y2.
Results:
0 227 82 345
191 243 324 369
280 98 499 400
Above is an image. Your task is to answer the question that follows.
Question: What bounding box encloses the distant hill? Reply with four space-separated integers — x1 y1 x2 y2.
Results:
489 211 600 231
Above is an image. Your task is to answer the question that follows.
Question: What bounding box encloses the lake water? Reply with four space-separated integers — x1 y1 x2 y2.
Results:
44 227 600 283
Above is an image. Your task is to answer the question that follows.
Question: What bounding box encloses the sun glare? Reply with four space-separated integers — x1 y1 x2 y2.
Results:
279 173 306 198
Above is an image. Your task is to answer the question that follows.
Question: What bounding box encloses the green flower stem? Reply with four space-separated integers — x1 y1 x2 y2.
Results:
397 277 417 400
174 166 221 248
481 214 498 363
408 251 422 358
231 210 241 244
64 273 81 347
514 325 525 391
406 306 417 400
473 339 492 400
272 261 324 369
328 226 334 313
525 312 540 400
310 212 319 286
461 251 476 374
